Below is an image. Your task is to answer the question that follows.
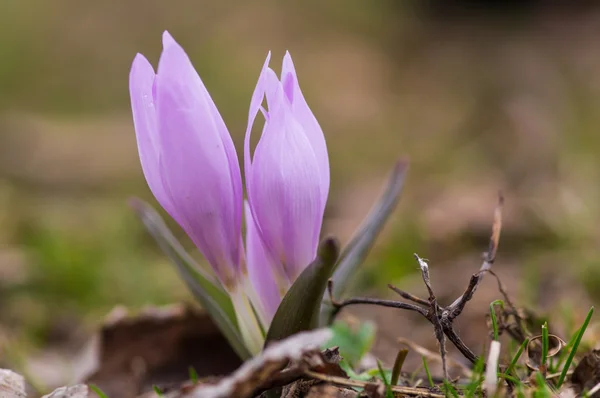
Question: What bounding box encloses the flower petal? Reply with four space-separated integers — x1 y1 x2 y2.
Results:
244 201 281 321
129 53 179 221
244 52 271 202
154 32 242 287
248 86 322 280
281 52 330 213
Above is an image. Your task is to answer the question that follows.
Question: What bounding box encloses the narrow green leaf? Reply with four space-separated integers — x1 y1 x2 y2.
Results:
89 384 109 398
266 238 340 344
534 372 551 398
498 373 521 384
391 349 409 386
377 360 394 398
321 160 408 325
507 338 529 378
442 380 460 398
465 355 485 398
189 366 199 384
490 300 504 341
541 322 549 371
557 306 594 388
129 198 251 359
153 385 164 396
422 356 434 388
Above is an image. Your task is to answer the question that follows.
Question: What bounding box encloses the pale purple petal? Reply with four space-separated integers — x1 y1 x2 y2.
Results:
244 201 280 321
244 52 271 203
248 86 322 280
129 53 180 221
263 68 283 114
281 52 330 212
154 32 242 287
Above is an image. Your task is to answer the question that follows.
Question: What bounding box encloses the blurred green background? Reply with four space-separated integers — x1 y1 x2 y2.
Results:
2 0 600 387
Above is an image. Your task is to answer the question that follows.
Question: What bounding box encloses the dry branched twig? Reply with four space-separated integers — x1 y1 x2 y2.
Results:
303 370 446 398
327 194 505 376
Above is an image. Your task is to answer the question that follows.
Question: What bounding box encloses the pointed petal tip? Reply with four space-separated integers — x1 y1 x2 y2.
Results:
262 51 272 70
162 30 177 49
131 53 153 72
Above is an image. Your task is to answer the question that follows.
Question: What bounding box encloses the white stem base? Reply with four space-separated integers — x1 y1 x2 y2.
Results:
229 288 264 355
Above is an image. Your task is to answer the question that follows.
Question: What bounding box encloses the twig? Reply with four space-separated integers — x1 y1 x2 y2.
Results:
447 193 503 319
327 194 505 368
304 370 446 397
488 269 529 341
397 337 472 378
388 284 430 306
415 254 449 381
326 280 427 325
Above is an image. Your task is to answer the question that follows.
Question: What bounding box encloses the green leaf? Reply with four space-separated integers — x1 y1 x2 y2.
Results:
557 306 594 388
339 359 374 382
490 300 504 341
541 322 549 371
325 320 376 366
129 198 251 359
422 356 434 388
265 237 340 344
188 366 199 384
376 360 394 398
507 338 528 380
321 160 408 325
442 380 460 398
391 349 409 386
89 385 109 398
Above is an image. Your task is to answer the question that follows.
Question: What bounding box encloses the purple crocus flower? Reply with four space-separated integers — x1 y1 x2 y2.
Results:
245 52 330 290
129 31 328 340
129 32 244 291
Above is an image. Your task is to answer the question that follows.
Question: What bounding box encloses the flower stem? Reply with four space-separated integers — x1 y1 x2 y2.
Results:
230 287 265 355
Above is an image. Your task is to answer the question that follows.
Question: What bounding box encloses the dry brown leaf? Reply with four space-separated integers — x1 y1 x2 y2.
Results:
85 304 241 397
572 349 600 396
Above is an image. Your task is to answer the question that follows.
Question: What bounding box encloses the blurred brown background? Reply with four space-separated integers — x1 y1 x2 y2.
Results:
1 0 600 390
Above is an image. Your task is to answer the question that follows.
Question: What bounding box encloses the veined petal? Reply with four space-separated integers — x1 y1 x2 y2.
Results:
281 52 330 213
248 86 322 281
154 32 242 288
244 201 281 322
129 54 179 221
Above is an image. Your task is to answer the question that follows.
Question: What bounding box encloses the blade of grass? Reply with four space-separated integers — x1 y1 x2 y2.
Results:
465 355 485 398
376 360 394 398
506 338 529 378
557 306 594 388
422 356 434 388
442 380 460 398
89 384 109 398
541 322 549 373
391 349 409 386
188 366 199 384
498 373 521 384
535 372 552 398
490 300 504 341
556 324 582 369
